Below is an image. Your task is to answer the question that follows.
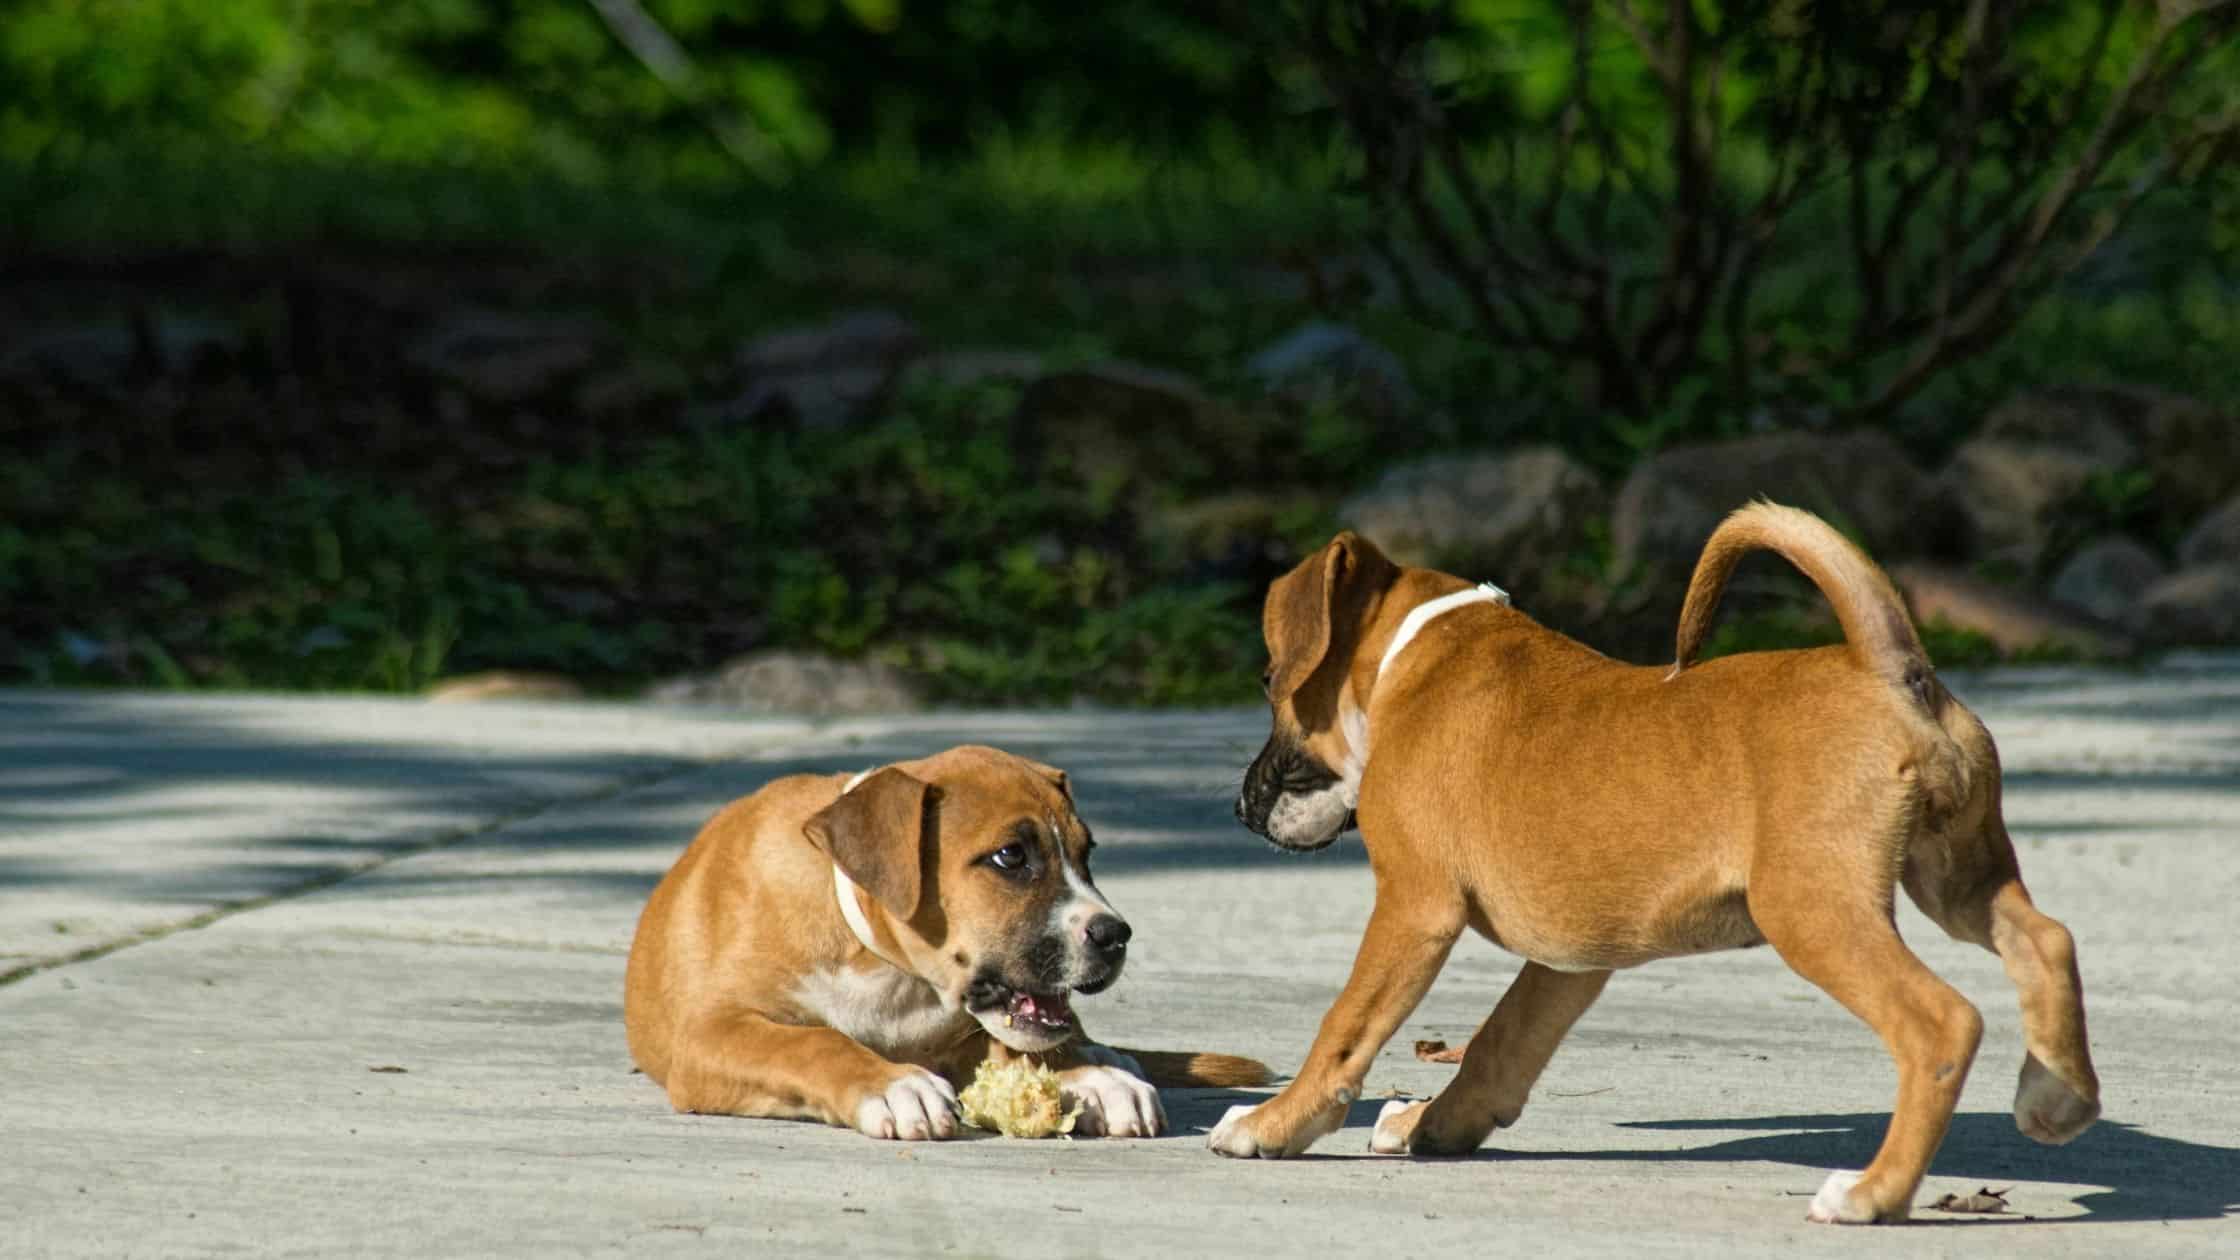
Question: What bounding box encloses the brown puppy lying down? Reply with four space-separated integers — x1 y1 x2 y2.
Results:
626 745 1266 1140
1215 503 2099 1224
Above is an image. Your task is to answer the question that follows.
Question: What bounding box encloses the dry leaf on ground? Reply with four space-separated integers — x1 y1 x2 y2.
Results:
1928 1186 2013 1214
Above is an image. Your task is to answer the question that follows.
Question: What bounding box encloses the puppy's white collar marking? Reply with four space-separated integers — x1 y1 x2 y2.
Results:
1376 582 1509 680
833 769 900 966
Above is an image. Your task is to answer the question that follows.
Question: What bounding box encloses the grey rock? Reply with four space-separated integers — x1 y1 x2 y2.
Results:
1022 359 1210 421
1 314 239 389
1982 386 2240 527
1248 322 1414 423
648 650 923 716
899 348 1046 393
731 309 922 428
572 357 689 422
2178 496 2240 570
1612 430 1941 588
2048 536 2166 625
1894 564 2135 660
2132 566 2240 647
1934 439 2099 573
409 312 612 405
1979 388 2137 465
1144 490 1326 577
1342 447 1605 592
1014 360 1260 490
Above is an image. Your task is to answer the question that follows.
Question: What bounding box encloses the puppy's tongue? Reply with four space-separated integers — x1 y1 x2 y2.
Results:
1006 990 1074 1029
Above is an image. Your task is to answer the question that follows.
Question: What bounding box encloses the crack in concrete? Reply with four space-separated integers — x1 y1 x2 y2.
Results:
0 757 708 989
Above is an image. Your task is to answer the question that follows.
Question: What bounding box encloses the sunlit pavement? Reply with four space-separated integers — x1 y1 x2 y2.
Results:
4 659 2237 1257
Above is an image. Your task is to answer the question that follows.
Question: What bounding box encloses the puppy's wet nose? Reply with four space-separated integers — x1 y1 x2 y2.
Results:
1084 914 1131 956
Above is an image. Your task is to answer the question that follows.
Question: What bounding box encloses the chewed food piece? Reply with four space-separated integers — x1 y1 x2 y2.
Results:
958 1058 1081 1139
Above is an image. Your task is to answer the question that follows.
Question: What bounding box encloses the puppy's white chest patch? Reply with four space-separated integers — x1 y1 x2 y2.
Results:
793 964 962 1058
1337 701 1370 801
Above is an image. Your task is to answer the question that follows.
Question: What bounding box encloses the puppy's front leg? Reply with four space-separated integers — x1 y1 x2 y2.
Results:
1210 893 1461 1158
664 1011 960 1141
1371 962 1610 1155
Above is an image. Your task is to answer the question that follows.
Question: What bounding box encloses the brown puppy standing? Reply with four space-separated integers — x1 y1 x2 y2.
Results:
1213 503 2099 1224
627 744 1265 1141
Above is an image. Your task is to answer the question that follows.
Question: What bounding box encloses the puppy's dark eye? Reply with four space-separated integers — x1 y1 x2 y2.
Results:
987 843 1029 872
1259 666 1275 694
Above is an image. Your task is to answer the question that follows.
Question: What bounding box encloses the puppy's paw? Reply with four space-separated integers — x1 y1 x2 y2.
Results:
1369 1099 1425 1154
2014 1054 2100 1145
1062 1065 1165 1138
1207 1099 1344 1159
1806 1170 1867 1224
1208 1103 1271 1158
855 1068 961 1141
1805 1170 1905 1224
1073 1043 1147 1079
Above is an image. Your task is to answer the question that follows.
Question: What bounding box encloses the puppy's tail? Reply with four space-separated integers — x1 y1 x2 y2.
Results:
1113 1048 1273 1089
1669 501 1933 705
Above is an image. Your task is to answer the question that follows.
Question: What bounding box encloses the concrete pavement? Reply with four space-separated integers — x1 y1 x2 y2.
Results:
3 660 2238 1257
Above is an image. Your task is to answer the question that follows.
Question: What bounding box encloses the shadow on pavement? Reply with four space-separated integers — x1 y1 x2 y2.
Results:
1187 1098 2239 1222
9 657 2239 959
1492 1111 2240 1224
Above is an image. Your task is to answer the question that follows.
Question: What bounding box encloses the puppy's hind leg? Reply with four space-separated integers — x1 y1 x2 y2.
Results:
1990 879 2100 1144
1753 856 1983 1225
1902 818 2100 1145
1372 962 1611 1156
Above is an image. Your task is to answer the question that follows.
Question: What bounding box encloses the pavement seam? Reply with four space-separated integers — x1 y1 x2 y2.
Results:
0 750 746 989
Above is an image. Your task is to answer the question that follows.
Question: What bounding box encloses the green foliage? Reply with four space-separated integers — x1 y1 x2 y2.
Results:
2 460 498 692
1917 618 2009 671
4 1 2233 702
4 376 1274 703
1284 0 2240 430
1694 608 2103 670
0 0 1295 183
1694 605 1843 661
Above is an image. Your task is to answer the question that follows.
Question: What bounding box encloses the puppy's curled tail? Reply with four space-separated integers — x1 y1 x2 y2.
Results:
1669 501 1933 705
1114 1049 1272 1088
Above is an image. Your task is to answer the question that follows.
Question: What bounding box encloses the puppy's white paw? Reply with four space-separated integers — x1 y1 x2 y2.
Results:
1074 1043 1147 1079
1207 1103 1267 1158
855 1069 960 1141
1369 1098 1425 1154
1806 1170 1878 1224
2015 1054 2099 1145
1063 1064 1165 1138
1206 1099 1344 1159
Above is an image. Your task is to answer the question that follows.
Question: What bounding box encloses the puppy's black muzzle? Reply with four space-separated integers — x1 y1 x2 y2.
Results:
1235 738 1346 844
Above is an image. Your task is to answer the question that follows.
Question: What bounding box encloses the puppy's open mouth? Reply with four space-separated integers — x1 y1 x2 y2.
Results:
1005 989 1075 1032
969 984 1076 1034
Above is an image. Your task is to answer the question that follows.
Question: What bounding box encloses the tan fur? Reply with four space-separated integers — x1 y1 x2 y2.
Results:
1119 1049 1273 1089
624 744 1268 1140
1217 503 2099 1224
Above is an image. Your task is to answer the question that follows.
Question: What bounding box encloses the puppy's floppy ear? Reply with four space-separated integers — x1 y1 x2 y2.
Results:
803 768 937 918
1021 758 1072 801
1264 531 1387 703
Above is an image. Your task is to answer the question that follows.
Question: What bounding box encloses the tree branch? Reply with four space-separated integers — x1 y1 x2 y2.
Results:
583 0 781 178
